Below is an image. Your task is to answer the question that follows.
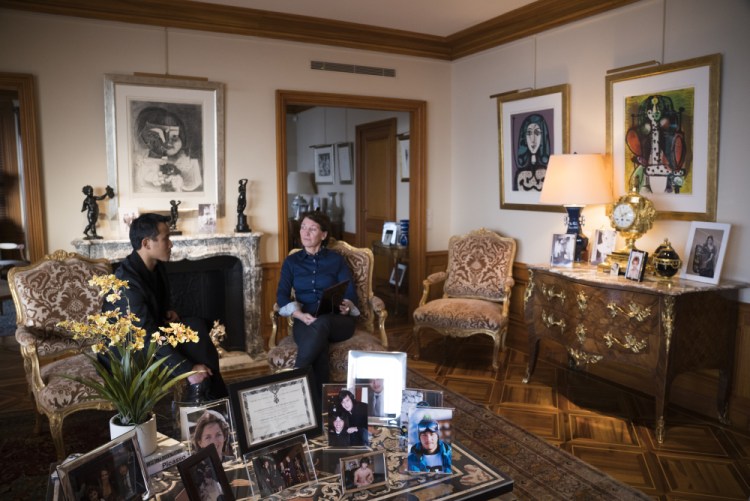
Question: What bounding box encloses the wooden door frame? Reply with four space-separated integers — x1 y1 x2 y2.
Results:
0 73 46 261
276 90 426 314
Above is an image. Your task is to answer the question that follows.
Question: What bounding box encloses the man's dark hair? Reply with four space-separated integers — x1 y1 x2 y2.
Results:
129 213 170 250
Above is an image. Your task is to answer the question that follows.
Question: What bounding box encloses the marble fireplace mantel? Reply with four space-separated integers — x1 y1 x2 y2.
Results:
72 233 264 361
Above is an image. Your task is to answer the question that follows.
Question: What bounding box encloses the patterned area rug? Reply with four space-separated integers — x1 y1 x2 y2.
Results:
0 297 15 337
407 369 650 500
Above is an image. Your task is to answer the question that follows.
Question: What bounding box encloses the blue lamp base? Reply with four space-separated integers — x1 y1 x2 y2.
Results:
564 205 588 262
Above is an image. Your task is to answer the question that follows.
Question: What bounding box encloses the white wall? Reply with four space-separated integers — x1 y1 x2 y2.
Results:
452 0 750 300
0 9 451 262
1 1 749 300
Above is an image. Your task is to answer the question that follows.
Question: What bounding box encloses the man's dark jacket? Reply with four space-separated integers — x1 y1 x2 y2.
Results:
99 251 192 376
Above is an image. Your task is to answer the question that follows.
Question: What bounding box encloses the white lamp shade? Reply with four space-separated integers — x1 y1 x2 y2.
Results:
287 171 316 195
539 154 612 206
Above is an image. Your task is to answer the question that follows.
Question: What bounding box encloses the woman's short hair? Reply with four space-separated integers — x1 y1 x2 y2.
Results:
301 211 332 246
191 410 230 455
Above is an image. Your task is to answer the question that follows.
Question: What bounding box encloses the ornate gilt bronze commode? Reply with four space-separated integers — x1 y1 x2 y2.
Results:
523 264 747 443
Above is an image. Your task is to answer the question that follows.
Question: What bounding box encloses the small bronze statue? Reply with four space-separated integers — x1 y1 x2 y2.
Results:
82 184 115 239
169 199 182 235
235 178 251 233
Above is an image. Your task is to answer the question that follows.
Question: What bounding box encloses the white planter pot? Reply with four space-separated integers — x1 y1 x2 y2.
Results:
109 413 158 456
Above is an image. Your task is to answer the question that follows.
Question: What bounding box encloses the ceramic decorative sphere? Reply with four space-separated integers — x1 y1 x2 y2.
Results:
653 238 681 278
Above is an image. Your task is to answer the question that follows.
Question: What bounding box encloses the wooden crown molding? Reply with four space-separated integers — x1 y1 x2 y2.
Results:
0 0 639 60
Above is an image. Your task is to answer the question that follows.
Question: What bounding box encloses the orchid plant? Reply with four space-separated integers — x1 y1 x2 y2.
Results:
58 274 198 426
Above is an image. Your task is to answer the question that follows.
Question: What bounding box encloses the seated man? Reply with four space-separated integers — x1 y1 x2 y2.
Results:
99 213 226 402
407 418 452 473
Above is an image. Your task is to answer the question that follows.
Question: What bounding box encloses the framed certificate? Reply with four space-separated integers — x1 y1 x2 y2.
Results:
228 367 320 454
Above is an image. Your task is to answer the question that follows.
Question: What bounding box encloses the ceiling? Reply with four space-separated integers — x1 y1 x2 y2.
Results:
0 0 639 60
197 0 538 37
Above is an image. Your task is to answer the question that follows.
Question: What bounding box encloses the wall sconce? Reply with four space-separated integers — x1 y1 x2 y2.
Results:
287 171 316 220
539 154 612 262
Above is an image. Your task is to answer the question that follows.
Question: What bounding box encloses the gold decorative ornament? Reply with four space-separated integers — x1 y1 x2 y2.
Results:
601 176 657 271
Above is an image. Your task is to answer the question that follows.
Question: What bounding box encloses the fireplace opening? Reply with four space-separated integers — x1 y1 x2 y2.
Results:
165 255 245 351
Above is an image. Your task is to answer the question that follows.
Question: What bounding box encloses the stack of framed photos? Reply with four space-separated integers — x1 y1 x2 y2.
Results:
54 349 476 500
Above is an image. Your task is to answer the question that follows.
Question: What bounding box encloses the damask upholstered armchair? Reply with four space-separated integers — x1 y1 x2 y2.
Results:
413 229 516 370
8 250 115 459
268 238 389 382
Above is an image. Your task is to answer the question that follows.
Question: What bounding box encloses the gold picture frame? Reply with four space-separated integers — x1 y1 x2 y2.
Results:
606 54 721 221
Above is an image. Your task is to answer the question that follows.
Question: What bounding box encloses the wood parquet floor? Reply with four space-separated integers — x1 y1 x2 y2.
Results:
383 317 750 501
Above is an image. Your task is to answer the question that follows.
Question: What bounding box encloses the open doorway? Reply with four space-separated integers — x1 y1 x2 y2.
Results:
276 90 426 316
0 73 46 262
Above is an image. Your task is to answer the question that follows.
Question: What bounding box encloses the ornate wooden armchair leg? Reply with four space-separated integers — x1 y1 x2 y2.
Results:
492 335 501 371
48 413 66 460
33 408 42 435
413 326 421 360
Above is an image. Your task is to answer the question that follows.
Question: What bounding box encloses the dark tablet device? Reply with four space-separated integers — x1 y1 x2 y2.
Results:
315 280 350 317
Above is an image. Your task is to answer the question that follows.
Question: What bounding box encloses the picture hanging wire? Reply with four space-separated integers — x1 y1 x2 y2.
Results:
489 36 537 99
607 0 665 75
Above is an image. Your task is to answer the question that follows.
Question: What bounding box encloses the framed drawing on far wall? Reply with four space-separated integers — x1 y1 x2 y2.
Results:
606 54 721 221
313 145 335 184
680 221 730 285
337 143 353 184
497 84 569 212
398 134 410 181
104 73 225 218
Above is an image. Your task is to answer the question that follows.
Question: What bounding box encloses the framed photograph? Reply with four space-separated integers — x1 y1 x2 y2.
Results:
610 262 621 277
117 207 139 238
227 367 319 455
398 134 410 181
340 450 388 494
175 398 236 459
400 389 444 448
324 383 370 447
590 229 617 265
402 406 454 474
247 435 315 498
336 142 353 184
497 84 570 212
347 350 407 424
197 203 217 234
606 54 721 221
177 445 234 501
389 263 407 287
57 430 151 501
680 221 731 284
313 145 334 184
104 73 225 217
381 221 398 245
550 233 575 267
625 249 648 282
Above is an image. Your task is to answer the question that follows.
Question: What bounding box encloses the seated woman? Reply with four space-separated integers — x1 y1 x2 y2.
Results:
276 211 359 389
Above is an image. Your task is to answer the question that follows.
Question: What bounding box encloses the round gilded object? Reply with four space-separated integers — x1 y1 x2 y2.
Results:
653 238 681 278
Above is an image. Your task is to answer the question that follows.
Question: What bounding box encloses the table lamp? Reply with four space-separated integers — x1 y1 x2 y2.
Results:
287 171 316 220
539 153 612 262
